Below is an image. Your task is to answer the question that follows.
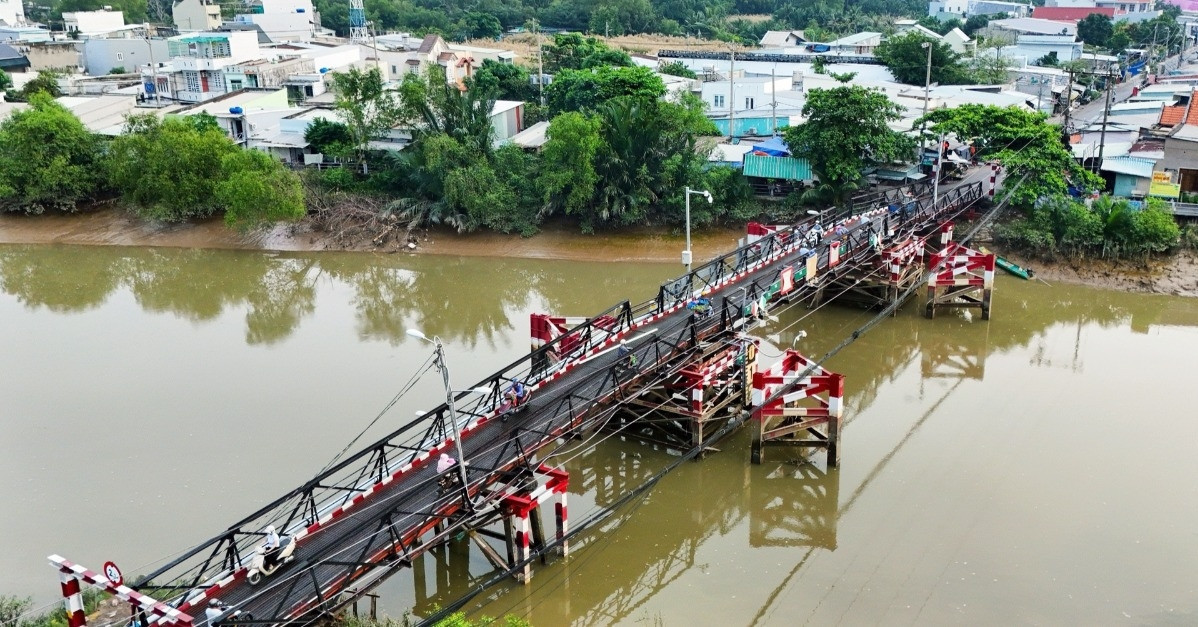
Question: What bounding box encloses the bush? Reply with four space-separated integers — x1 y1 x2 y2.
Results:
996 194 1181 258
0 93 103 214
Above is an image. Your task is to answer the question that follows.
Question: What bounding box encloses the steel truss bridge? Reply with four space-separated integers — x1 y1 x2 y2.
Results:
50 180 988 627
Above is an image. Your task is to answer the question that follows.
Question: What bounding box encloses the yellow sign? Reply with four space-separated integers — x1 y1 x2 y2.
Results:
1149 181 1181 198
1152 171 1173 184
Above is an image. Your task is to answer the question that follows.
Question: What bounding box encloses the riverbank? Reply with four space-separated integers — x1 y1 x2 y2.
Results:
0 207 742 264
1 207 1195 296
996 248 1198 298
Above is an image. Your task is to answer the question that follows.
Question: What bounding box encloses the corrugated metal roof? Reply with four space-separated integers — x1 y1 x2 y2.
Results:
742 153 812 181
1100 157 1155 179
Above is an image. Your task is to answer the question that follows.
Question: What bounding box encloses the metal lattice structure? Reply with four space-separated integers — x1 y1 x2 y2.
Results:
348 0 368 43
50 181 986 627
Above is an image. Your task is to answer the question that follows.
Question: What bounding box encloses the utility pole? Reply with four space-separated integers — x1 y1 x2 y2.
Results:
770 62 777 135
728 45 736 142
920 41 933 158
1063 68 1075 131
1151 24 1160 77
1096 70 1114 174
534 20 544 107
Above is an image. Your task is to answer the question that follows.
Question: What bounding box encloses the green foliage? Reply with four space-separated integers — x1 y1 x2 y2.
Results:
456 11 503 40
1077 13 1112 47
659 60 697 79
467 59 538 103
962 14 989 36
0 94 103 214
215 149 306 230
304 117 355 157
541 111 602 216
107 114 237 221
1038 51 1059 67
404 66 497 154
6 70 62 102
542 33 633 73
109 66 126 74
783 85 913 204
875 32 969 85
919 104 1101 208
0 68 11 90
996 195 1180 258
332 67 400 161
1 589 106 627
545 65 665 116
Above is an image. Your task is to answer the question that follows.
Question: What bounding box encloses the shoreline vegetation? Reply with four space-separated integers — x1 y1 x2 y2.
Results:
0 205 1194 298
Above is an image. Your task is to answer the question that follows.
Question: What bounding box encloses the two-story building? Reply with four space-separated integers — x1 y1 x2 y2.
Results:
63 10 127 37
142 30 261 102
172 0 223 32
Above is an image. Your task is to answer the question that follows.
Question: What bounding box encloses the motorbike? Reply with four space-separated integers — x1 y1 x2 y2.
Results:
246 536 296 585
498 388 532 422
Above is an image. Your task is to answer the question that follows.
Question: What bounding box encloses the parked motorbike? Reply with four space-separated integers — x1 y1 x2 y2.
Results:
246 536 296 585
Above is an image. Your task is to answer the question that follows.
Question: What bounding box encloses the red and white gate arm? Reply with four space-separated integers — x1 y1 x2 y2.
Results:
48 555 193 627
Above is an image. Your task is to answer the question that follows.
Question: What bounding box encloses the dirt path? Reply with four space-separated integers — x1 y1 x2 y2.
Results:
997 248 1198 298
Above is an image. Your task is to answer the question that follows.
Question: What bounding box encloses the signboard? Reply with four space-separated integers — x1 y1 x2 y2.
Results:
102 561 123 587
1150 172 1180 198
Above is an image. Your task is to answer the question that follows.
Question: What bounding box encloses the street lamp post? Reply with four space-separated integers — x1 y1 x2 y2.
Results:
683 187 713 272
407 329 473 508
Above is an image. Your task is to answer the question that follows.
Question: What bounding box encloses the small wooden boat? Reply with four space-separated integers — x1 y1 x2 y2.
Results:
979 247 1034 280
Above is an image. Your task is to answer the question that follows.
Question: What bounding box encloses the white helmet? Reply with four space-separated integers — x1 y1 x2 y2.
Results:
209 599 220 607
265 525 275 534
620 339 627 346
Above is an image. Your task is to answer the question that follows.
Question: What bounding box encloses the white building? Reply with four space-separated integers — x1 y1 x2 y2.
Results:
143 30 261 102
0 26 52 42
63 10 126 37
701 75 793 116
943 28 976 55
928 0 1031 19
759 30 807 47
0 0 25 27
83 36 169 76
230 0 316 43
172 0 223 32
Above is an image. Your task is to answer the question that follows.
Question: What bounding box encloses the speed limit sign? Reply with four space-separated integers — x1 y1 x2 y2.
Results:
102 562 123 587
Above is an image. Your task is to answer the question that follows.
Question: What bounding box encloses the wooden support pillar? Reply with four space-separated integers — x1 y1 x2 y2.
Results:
554 490 569 558
529 505 547 565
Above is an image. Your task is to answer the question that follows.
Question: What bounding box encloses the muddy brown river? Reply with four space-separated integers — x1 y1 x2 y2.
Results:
2 243 1196 625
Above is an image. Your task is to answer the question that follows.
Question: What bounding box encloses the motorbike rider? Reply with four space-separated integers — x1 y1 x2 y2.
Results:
205 599 230 625
504 379 528 409
262 524 280 569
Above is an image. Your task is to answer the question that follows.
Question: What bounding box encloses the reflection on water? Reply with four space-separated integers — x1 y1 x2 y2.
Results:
3 244 1198 626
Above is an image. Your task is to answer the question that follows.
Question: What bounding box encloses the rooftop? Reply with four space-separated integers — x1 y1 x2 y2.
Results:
829 31 882 46
990 17 1078 36
507 120 550 149
1030 6 1117 21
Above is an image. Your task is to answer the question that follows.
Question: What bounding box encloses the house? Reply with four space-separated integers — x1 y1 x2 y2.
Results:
928 0 968 19
490 99 523 146
942 28 975 55
701 75 792 121
969 0 1034 17
0 26 52 42
170 87 293 142
172 0 223 32
828 32 882 55
229 0 316 43
1158 91 1198 194
83 37 169 76
0 41 29 71
985 18 1077 41
1094 0 1153 13
142 30 262 102
506 120 550 151
0 0 24 27
894 19 943 39
759 30 807 47
1100 156 1155 196
63 10 127 37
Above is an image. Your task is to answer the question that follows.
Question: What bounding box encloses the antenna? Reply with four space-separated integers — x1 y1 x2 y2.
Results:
348 0 367 42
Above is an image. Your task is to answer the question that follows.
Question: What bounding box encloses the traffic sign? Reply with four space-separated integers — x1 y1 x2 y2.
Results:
102 562 123 587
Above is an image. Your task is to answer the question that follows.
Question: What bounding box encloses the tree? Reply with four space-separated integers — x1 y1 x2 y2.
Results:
962 14 989 36
331 67 400 163
542 33 633 72
215 149 306 230
467 59 537 102
659 60 697 79
783 85 913 204
456 11 502 40
106 114 237 221
875 32 968 85
0 93 102 214
544 65 665 115
1077 13 1113 47
540 111 602 216
304 117 354 157
7 70 62 102
0 68 13 91
1038 51 1059 67
1106 30 1131 54
919 104 1102 208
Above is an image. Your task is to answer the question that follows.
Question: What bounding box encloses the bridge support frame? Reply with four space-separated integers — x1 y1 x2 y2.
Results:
924 223 995 320
492 465 569 584
617 335 753 453
750 350 844 466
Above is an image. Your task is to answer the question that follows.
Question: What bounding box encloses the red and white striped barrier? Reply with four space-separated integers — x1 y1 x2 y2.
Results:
927 242 995 288
750 350 844 421
49 555 192 627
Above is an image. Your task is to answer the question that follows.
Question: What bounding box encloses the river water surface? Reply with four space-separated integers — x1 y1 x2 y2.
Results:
2 243 1196 625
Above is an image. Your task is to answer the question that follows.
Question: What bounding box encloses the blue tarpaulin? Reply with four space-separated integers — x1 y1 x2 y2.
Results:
751 135 791 157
